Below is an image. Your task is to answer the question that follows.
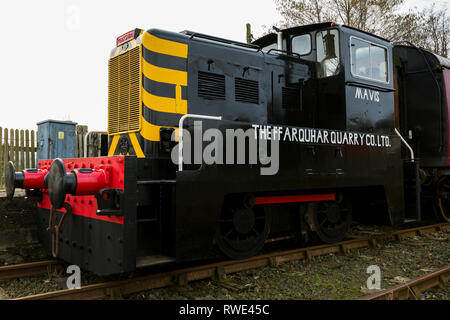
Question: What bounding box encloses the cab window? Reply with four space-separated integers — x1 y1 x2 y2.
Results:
291 34 311 56
350 37 388 83
316 29 340 78
262 42 277 53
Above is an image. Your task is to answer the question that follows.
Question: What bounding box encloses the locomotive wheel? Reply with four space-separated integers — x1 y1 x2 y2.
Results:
433 176 450 222
215 204 270 260
308 196 352 243
435 197 450 222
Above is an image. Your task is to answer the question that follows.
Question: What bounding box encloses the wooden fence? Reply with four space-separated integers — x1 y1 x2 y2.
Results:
0 127 37 186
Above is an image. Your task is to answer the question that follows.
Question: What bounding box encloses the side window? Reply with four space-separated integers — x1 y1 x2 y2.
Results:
316 29 340 78
350 37 388 83
291 34 311 56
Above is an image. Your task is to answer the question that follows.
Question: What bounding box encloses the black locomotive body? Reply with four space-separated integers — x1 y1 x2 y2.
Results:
6 22 450 275
393 45 450 221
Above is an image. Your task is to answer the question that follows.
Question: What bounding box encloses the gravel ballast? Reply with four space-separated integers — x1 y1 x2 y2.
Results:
0 228 448 300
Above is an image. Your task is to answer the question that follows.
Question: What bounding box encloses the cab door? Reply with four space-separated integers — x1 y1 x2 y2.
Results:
315 28 346 131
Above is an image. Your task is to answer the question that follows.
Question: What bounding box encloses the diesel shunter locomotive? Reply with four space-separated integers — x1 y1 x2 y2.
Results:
5 22 450 275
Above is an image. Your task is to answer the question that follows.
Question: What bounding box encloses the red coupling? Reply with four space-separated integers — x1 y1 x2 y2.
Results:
23 169 48 189
5 161 48 200
73 168 109 195
46 158 114 209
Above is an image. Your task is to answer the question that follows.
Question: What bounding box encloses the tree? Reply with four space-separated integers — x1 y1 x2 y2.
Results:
273 0 450 57
419 4 450 57
275 0 404 33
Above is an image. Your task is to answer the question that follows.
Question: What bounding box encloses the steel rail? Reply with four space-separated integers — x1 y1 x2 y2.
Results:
12 222 449 300
0 260 63 281
360 265 450 300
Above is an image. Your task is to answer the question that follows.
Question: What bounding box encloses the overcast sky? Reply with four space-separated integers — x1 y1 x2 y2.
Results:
0 0 448 132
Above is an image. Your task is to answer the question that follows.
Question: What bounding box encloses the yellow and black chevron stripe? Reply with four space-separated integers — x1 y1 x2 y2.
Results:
107 29 188 158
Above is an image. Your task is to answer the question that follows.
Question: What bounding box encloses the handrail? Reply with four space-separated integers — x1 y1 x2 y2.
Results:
181 30 260 50
178 114 222 171
394 128 414 162
267 48 302 59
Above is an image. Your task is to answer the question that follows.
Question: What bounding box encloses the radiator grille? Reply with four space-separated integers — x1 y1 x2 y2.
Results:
108 46 141 135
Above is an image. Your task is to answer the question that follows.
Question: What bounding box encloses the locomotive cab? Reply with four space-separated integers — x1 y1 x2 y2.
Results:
255 24 404 225
254 23 395 133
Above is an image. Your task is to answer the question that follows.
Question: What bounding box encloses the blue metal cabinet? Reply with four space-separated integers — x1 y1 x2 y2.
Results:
36 120 78 164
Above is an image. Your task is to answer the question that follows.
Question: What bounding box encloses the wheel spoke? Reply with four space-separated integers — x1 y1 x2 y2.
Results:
224 229 233 239
437 198 450 222
216 204 269 259
312 198 351 243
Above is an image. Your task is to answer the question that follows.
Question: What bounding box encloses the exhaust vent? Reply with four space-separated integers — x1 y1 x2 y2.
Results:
198 71 225 100
235 78 259 104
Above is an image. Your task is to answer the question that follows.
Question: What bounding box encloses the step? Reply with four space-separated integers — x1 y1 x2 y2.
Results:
136 255 175 268
137 180 176 185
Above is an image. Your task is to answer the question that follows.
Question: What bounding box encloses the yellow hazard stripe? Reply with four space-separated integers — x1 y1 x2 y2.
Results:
142 89 187 114
108 135 120 156
128 133 145 158
143 61 187 86
142 33 188 58
175 85 184 114
141 119 179 142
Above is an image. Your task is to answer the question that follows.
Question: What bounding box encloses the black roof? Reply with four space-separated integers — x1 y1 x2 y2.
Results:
432 52 450 69
395 44 450 69
252 22 391 46
252 22 333 47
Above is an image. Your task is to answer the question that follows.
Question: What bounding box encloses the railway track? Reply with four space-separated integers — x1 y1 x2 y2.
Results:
360 265 450 300
0 260 63 281
5 222 448 300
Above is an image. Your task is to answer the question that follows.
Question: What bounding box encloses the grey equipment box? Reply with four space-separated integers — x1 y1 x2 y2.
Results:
36 120 78 165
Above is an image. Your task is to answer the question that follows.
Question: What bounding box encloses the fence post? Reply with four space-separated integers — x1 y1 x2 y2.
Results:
31 130 36 168
0 127 2 186
9 129 14 164
4 129 9 170
14 129 19 171
20 129 24 171
76 125 88 158
2 129 8 187
25 129 30 169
